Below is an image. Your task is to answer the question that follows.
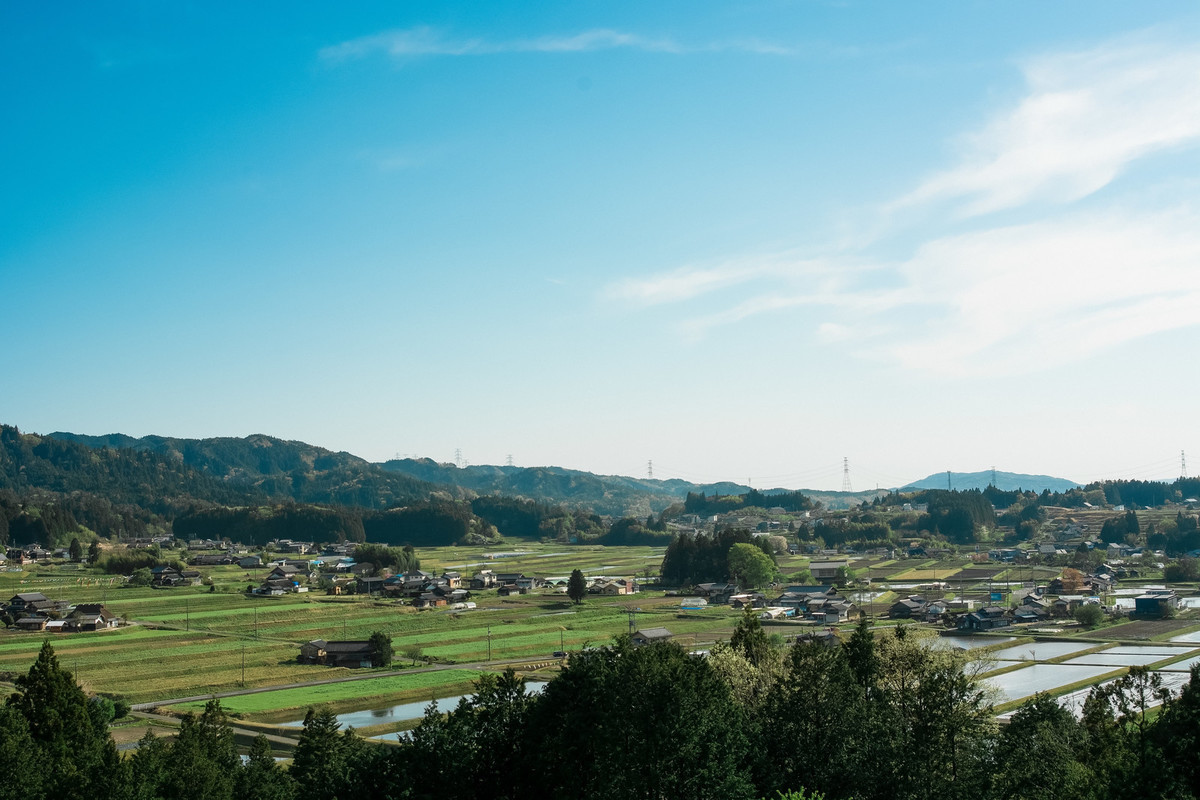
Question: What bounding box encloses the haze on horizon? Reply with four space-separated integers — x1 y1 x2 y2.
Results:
3 2 1198 491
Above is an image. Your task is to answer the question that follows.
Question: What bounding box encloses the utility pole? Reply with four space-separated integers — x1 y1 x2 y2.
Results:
487 625 492 661
241 644 246 686
947 470 952 491
185 599 189 632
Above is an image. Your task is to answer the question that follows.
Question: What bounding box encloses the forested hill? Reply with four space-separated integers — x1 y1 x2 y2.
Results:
903 469 1080 493
47 430 449 509
379 458 757 516
1 426 259 510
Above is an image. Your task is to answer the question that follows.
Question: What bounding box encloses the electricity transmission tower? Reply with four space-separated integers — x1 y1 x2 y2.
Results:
1183 450 1189 479
842 458 852 492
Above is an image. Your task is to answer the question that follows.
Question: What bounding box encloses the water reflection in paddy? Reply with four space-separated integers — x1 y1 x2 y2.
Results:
1061 645 1199 668
985 664 1116 703
279 681 548 728
998 670 1194 720
990 641 1093 662
931 636 1015 650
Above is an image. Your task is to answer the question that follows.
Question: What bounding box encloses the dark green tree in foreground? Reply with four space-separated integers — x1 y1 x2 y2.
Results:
161 699 241 800
290 705 366 800
567 568 587 605
5 640 121 800
0 703 41 800
368 631 393 668
237 735 297 800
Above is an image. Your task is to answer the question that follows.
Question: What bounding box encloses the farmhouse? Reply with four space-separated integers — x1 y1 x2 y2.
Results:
299 639 375 668
471 570 499 589
808 561 847 581
959 606 1011 631
631 627 673 646
889 596 928 620
1134 591 1182 618
68 603 120 631
8 592 50 614
694 582 739 604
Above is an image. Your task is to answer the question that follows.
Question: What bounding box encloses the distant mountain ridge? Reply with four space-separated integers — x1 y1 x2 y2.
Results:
46 430 446 508
379 458 753 516
37 429 1076 514
902 469 1079 493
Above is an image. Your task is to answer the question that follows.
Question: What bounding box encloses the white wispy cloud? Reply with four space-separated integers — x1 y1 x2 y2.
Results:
320 26 792 62
879 208 1200 374
605 34 1200 376
894 35 1200 216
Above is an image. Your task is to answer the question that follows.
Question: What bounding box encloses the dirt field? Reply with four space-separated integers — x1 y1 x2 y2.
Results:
1089 619 1195 641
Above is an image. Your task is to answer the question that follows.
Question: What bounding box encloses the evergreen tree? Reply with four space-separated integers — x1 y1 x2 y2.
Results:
126 730 171 800
729 606 771 668
993 693 1094 800
529 637 756 799
237 735 297 800
290 706 362 800
5 641 121 800
162 699 240 800
843 618 879 695
567 569 587 605
1154 664 1200 797
0 704 41 800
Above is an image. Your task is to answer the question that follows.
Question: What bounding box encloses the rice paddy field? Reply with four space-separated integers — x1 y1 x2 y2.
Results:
0 543 744 706
3 542 1198 720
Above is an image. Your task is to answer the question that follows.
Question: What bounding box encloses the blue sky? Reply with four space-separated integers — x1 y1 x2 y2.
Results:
3 2 1199 489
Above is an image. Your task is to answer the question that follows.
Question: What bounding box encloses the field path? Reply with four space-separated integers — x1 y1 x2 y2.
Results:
127 709 303 752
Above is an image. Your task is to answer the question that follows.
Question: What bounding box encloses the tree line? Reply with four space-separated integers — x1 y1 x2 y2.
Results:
659 528 776 586
684 488 814 516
